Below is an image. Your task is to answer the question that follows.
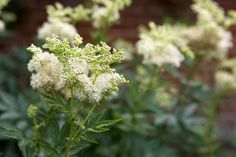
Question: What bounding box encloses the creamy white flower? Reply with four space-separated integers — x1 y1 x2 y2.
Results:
192 0 225 26
95 73 119 93
215 71 236 90
136 37 156 56
182 27 203 42
67 57 89 77
216 28 232 58
91 4 119 28
158 44 184 67
38 21 77 41
28 52 65 91
192 3 214 25
28 34 127 102
0 20 5 31
183 24 232 59
28 52 125 102
137 38 184 67
92 72 126 101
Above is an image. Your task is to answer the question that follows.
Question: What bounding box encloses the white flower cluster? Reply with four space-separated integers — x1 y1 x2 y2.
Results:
182 24 232 59
38 1 131 40
136 23 186 67
46 2 91 23
0 0 9 32
215 71 236 90
28 51 65 91
215 59 236 91
37 2 90 41
182 0 234 59
192 0 225 26
136 0 236 68
38 20 77 42
0 20 5 31
91 0 131 29
27 34 127 102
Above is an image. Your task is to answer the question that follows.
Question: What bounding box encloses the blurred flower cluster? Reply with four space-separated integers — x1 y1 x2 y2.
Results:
0 0 15 31
38 0 132 41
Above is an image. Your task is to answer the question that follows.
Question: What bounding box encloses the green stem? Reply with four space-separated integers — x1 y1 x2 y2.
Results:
64 86 75 157
73 103 98 142
82 103 98 128
41 106 56 138
205 92 222 157
64 80 99 156
64 101 84 157
33 117 40 157
64 123 75 157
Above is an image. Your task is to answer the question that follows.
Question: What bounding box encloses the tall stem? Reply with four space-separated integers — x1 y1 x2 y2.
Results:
64 123 75 157
73 103 98 144
33 117 40 157
205 92 222 157
64 103 98 157
82 103 98 126
64 86 75 157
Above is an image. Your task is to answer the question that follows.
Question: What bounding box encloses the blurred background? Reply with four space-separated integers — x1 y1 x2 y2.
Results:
2 0 236 133
1 0 236 156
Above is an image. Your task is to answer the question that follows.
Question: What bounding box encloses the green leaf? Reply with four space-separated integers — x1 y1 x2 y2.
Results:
41 93 65 107
58 122 70 146
88 127 109 133
95 119 122 128
88 118 121 133
70 141 90 155
80 134 98 143
40 140 59 157
18 138 35 157
0 123 24 140
48 118 60 145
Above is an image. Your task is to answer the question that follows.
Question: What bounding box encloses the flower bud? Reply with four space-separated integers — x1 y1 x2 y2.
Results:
27 105 39 118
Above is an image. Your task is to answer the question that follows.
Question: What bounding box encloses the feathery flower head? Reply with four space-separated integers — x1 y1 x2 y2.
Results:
192 0 225 26
38 21 78 42
38 2 91 41
215 59 236 91
136 22 191 67
182 0 234 59
182 24 232 59
28 34 127 102
91 0 131 29
47 2 91 23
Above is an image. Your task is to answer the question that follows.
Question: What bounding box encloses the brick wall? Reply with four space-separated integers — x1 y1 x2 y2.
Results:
2 0 236 48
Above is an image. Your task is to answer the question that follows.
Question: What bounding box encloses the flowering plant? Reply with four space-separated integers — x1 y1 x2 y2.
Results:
0 34 127 157
2 0 236 157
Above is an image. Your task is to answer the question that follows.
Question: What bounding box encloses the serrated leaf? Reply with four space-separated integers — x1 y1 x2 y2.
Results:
40 140 59 157
0 123 24 140
18 138 35 157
